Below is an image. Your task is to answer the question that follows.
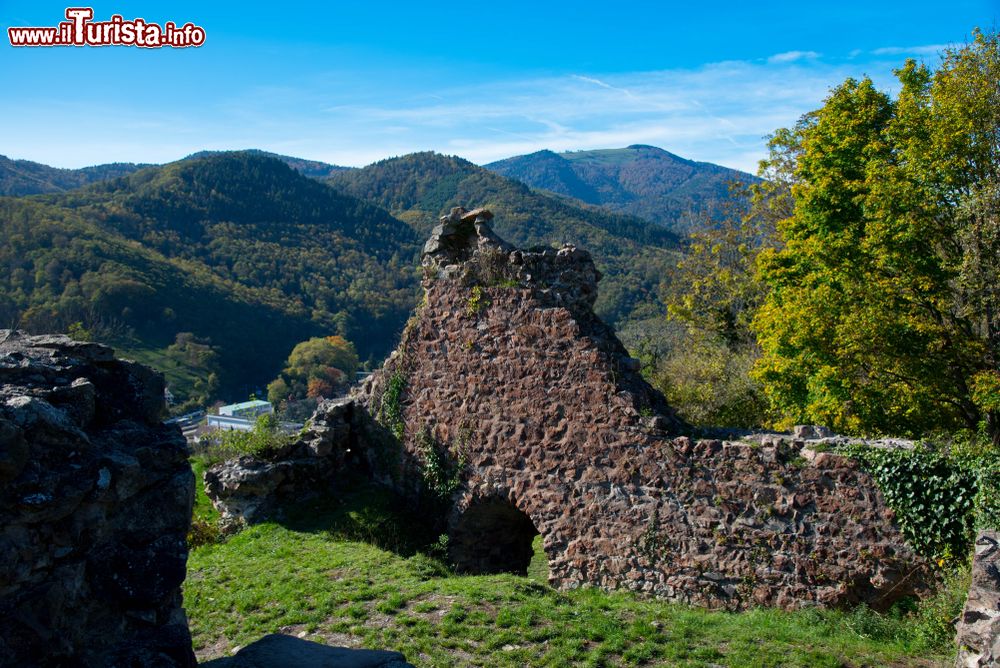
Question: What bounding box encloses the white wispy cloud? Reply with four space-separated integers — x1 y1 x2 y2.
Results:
767 50 821 64
570 74 637 99
299 58 887 172
871 43 951 56
4 54 899 174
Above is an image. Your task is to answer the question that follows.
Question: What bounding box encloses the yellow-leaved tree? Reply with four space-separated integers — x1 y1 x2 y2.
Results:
752 30 1000 442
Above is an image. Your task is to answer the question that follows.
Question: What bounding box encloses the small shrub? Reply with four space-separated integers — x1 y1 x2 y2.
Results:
377 371 407 440
845 603 907 643
974 454 1000 529
909 566 970 651
196 413 293 464
416 425 466 501
465 285 489 317
635 507 665 561
844 565 969 653
474 246 516 286
428 533 450 561
187 517 222 547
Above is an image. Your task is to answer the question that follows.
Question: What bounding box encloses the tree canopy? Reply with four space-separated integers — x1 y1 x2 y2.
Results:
267 335 360 404
751 30 1000 442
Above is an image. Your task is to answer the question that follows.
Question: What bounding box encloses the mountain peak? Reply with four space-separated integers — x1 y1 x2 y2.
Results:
486 146 755 235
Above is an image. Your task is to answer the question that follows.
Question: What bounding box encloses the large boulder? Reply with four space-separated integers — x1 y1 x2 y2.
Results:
203 397 390 528
0 331 196 667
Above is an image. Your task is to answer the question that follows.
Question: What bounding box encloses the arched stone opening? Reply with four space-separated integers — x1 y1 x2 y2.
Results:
449 498 540 575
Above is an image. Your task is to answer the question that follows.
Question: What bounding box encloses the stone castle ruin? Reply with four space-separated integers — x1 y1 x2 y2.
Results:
352 207 932 609
6 207 999 664
210 207 939 610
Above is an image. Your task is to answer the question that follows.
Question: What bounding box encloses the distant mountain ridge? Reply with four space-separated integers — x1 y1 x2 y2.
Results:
0 150 351 197
486 145 756 235
0 147 712 408
184 149 350 179
2 152 419 402
327 151 681 326
0 155 153 196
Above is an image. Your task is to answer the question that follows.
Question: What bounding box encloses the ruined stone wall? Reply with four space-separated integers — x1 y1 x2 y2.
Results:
0 333 196 667
359 208 933 610
955 530 1000 667
204 397 387 529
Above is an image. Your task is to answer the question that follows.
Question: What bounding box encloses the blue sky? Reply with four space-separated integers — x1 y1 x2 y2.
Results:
1 1 996 172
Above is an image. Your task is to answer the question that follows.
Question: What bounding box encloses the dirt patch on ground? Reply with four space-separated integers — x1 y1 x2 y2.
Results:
194 635 233 662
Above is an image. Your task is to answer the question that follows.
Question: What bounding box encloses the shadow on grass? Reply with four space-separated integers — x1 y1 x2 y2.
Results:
272 473 444 560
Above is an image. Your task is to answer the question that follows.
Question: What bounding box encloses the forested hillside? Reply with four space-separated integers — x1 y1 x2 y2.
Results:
486 145 753 235
184 149 350 179
0 150 349 198
328 152 681 325
1 153 420 405
0 149 689 408
0 155 151 196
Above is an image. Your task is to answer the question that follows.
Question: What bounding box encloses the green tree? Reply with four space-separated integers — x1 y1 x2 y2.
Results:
655 192 770 427
752 31 1000 442
654 153 791 428
164 332 221 409
268 335 359 404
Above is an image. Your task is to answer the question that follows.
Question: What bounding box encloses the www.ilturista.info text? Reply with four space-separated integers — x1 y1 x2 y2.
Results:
8 8 206 48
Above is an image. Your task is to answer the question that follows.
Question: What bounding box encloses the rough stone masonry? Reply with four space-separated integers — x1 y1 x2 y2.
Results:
0 332 196 667
356 206 935 610
955 530 1000 667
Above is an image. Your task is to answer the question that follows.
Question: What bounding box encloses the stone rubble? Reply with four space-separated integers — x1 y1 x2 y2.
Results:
203 397 384 530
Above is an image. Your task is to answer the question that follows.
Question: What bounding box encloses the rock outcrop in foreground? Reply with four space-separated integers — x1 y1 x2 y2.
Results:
0 332 195 667
356 207 934 610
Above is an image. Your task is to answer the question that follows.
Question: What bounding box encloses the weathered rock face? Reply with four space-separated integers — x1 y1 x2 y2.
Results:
204 398 387 529
0 331 196 667
955 531 1000 667
422 206 608 318
359 209 933 610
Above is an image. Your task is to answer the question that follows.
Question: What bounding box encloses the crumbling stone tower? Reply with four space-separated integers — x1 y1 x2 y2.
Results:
360 207 932 610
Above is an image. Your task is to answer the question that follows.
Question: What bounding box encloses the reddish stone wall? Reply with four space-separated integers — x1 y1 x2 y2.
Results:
360 209 932 610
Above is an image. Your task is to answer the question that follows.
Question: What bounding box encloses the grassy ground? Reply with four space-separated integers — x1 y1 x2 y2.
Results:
184 477 955 667
189 459 215 524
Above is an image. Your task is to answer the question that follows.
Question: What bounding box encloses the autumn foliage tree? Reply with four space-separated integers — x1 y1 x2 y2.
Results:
751 30 1000 442
267 335 359 404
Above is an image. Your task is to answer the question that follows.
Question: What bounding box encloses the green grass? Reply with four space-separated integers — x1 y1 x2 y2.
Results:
189 458 218 524
184 479 956 667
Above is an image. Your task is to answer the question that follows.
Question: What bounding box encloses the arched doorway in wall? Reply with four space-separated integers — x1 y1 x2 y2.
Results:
448 497 541 575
